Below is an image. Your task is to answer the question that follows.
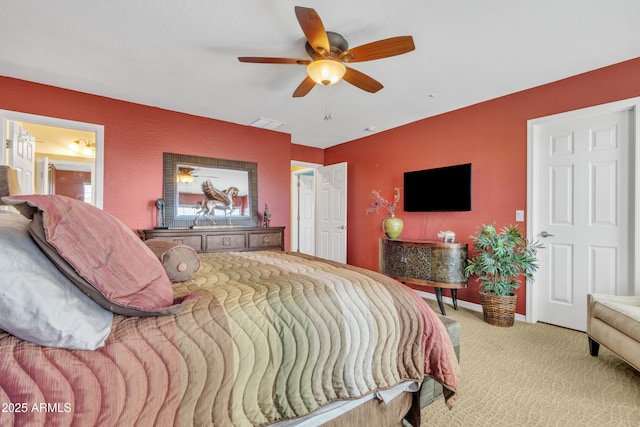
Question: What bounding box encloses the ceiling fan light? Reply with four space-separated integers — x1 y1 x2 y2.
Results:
306 59 346 86
177 167 195 184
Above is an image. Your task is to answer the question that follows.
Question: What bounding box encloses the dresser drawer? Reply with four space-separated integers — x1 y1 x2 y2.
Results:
249 232 282 249
206 233 247 251
149 235 203 252
140 227 284 253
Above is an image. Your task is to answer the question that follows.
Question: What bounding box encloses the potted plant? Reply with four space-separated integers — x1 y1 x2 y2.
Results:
464 223 542 327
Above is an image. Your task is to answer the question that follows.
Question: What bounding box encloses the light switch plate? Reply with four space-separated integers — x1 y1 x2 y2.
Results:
515 210 525 222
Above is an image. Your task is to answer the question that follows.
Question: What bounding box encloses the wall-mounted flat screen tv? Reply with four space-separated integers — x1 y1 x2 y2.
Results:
403 163 472 212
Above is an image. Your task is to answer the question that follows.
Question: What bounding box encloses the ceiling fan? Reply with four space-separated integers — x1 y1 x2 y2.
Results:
238 6 415 97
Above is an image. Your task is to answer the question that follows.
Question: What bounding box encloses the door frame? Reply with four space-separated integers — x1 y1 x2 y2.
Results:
291 161 322 253
0 110 104 208
526 97 640 324
291 161 321 253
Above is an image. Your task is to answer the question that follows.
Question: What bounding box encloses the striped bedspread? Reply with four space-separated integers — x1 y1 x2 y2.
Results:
0 251 458 426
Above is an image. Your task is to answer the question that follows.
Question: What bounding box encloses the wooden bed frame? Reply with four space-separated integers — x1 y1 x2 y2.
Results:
326 391 417 427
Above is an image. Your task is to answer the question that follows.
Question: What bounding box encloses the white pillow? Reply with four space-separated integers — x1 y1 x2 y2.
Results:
0 211 112 350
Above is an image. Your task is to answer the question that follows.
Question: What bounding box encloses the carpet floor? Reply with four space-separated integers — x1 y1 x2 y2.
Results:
421 300 640 427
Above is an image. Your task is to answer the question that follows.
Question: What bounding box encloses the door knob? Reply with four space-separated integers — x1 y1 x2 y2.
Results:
336 225 345 230
540 231 554 238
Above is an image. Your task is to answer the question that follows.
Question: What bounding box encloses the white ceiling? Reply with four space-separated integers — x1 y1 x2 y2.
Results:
2 0 639 149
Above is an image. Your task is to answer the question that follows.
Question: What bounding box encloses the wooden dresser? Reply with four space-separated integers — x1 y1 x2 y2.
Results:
379 238 467 315
140 227 285 253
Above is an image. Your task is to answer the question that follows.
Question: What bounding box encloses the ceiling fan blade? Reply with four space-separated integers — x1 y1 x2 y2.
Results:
292 76 316 98
238 57 310 65
342 67 384 93
340 36 415 63
295 6 330 56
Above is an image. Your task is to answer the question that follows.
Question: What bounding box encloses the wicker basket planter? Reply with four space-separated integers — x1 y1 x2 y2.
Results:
466 223 542 327
480 292 517 327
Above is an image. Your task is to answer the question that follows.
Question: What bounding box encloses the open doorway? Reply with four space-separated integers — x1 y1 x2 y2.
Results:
291 162 319 255
1 110 104 207
290 161 348 263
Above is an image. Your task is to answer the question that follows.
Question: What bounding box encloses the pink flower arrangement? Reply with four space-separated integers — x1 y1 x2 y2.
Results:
366 188 401 216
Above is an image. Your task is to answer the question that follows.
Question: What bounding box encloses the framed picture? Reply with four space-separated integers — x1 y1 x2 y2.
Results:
163 153 258 228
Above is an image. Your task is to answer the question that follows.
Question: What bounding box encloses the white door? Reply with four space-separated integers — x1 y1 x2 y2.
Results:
316 162 347 263
7 121 35 194
530 106 634 331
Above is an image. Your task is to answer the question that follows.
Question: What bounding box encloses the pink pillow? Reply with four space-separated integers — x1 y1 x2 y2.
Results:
3 195 195 316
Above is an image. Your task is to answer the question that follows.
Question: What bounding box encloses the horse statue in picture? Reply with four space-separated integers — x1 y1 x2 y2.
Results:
194 180 240 226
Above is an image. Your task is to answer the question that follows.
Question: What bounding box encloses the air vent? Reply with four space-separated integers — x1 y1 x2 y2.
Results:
249 118 286 131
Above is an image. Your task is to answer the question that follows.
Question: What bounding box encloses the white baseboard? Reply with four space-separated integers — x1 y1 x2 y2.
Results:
414 289 527 323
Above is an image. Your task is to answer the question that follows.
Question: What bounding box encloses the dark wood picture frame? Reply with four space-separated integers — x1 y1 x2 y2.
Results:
163 152 258 228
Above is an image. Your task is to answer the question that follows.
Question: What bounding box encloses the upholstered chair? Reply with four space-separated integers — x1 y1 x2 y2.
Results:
587 293 640 371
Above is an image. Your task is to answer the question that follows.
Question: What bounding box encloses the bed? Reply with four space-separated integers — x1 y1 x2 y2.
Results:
0 192 459 426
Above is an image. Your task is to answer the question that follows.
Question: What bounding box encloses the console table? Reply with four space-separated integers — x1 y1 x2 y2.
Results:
379 238 468 315
140 227 285 253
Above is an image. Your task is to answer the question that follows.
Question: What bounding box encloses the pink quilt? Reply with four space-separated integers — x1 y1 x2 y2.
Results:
0 251 459 426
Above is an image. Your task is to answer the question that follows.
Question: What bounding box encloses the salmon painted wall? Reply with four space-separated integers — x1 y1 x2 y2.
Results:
325 57 640 314
291 143 324 165
0 77 293 248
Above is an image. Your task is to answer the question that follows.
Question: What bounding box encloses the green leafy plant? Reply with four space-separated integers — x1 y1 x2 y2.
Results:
464 223 542 296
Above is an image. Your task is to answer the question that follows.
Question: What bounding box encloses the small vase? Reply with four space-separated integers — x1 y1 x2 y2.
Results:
382 214 404 239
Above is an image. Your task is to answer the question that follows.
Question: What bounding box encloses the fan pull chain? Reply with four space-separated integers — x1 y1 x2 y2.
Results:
324 91 332 121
